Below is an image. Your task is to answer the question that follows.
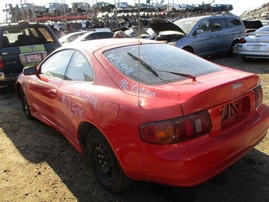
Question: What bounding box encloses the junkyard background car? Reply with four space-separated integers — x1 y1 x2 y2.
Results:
0 21 61 91
237 25 269 61
149 14 245 57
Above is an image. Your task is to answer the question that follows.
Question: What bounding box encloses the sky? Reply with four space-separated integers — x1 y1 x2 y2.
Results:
0 0 268 22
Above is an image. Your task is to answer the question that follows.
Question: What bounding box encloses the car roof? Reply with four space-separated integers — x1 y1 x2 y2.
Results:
0 22 50 28
60 38 163 52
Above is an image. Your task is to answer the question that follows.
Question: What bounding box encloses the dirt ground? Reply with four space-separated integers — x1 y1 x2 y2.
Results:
1 55 269 202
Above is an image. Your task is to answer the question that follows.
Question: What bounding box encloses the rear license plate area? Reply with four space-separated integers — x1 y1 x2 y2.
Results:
220 97 251 130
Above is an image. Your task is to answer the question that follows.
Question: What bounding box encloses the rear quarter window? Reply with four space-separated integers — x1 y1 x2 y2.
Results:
38 27 54 42
225 17 243 28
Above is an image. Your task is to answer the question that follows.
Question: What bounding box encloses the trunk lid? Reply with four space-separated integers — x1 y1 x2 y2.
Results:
157 69 258 114
246 32 269 43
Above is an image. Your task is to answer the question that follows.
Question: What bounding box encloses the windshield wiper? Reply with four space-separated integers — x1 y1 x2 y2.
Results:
127 52 159 77
158 70 196 81
127 52 196 81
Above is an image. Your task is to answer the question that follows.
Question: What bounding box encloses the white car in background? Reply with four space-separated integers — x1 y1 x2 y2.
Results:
58 31 88 44
237 25 269 61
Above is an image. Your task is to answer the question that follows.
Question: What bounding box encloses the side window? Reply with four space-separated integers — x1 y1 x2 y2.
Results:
225 17 243 28
65 51 94 82
99 32 113 38
86 33 98 40
38 27 54 42
210 18 226 31
40 50 74 79
3 35 10 47
198 20 211 32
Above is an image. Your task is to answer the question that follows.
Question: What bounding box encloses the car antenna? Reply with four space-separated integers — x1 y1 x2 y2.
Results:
136 0 142 107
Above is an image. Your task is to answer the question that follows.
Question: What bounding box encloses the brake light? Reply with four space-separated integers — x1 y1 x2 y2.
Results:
254 86 263 107
140 110 212 145
0 56 3 68
239 38 247 43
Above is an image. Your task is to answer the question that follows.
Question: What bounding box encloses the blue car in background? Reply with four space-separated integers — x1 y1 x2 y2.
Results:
211 4 229 12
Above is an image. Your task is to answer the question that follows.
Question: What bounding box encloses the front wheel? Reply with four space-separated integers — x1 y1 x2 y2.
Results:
20 88 33 119
227 41 238 56
86 129 133 192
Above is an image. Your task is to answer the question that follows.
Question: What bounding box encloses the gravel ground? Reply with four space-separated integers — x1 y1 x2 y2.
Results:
0 54 269 202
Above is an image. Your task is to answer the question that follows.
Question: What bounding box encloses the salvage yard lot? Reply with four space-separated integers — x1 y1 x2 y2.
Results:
1 54 269 202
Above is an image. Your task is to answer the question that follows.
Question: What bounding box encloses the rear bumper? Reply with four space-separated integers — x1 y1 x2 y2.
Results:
237 44 269 58
0 71 19 82
141 104 269 187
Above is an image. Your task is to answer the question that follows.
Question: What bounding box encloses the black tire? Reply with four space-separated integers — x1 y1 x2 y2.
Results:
0 88 7 94
20 88 33 119
0 82 8 94
183 47 194 54
227 41 238 56
86 129 133 192
241 55 252 62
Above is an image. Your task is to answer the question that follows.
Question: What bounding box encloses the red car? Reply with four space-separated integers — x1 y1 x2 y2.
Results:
15 38 269 192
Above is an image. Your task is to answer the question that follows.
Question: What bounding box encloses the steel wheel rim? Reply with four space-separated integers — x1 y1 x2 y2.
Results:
92 143 113 181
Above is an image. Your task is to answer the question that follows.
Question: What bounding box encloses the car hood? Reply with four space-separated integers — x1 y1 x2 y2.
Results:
148 18 186 35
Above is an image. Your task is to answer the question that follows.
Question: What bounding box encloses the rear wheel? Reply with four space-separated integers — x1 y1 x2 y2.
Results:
86 129 133 192
20 88 33 119
227 41 238 56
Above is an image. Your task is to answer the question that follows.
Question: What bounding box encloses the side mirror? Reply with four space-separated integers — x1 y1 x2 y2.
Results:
196 28 204 35
23 65 37 75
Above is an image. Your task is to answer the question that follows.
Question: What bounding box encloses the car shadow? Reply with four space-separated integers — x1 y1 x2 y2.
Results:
1 87 269 201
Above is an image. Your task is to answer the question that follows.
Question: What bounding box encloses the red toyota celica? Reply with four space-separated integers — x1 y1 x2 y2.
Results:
15 38 269 192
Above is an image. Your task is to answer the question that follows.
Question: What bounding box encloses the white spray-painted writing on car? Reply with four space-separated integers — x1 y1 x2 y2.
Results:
120 79 156 98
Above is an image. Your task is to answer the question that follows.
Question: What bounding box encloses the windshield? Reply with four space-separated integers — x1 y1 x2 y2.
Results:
173 18 200 34
103 43 222 85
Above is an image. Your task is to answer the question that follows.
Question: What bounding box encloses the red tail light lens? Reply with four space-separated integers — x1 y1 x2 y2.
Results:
140 111 212 145
239 38 247 43
254 86 263 107
0 56 3 68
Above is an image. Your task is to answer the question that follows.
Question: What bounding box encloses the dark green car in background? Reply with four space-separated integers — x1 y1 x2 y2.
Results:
0 21 61 91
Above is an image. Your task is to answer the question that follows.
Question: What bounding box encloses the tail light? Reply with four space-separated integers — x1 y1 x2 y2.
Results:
239 38 247 43
140 110 212 145
254 86 263 107
0 56 3 68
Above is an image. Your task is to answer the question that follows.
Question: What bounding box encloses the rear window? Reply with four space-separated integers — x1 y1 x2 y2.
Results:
2 26 55 47
103 43 223 85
